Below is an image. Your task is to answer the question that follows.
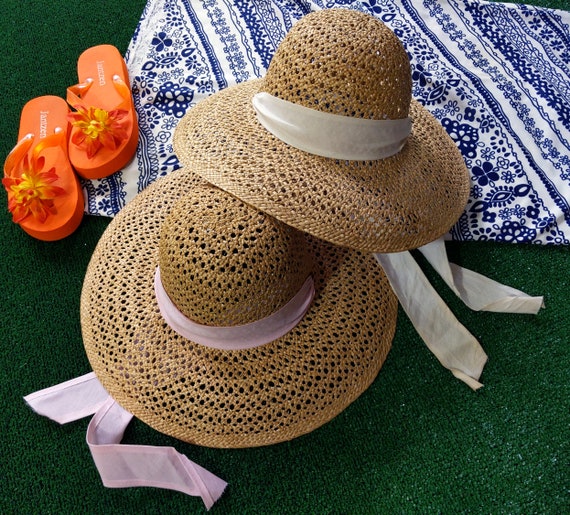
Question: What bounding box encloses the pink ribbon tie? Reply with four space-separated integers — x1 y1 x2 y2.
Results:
24 373 227 509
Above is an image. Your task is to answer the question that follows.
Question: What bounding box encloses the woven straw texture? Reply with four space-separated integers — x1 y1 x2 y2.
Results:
174 9 470 253
159 185 312 326
81 172 398 448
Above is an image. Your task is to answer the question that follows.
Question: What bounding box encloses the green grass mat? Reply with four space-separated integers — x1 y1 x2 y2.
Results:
1 0 568 513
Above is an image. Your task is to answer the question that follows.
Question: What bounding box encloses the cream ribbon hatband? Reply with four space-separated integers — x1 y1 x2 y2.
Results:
252 92 411 160
375 238 544 390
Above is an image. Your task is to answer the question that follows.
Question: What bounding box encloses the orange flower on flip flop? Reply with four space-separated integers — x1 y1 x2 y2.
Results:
2 154 65 223
68 106 129 158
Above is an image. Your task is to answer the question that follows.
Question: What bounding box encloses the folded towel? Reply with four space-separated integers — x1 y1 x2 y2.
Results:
83 0 570 245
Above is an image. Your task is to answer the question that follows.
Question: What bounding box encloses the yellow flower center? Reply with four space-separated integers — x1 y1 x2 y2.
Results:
2 156 65 223
76 108 111 139
68 105 129 158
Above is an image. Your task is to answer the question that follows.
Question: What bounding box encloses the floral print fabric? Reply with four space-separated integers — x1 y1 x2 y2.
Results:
83 0 570 245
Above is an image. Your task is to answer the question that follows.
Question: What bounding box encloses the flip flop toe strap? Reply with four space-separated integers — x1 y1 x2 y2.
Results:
67 75 133 112
66 76 132 158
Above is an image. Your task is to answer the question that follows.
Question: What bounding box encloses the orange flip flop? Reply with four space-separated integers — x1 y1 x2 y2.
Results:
3 96 84 241
67 45 138 179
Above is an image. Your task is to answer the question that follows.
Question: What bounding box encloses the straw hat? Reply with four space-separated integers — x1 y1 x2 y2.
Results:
173 9 470 253
81 170 398 448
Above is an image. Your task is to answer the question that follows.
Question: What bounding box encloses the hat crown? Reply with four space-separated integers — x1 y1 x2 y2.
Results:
158 184 312 326
261 9 412 120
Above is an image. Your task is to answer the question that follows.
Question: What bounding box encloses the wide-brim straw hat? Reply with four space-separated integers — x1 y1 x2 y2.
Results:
81 169 398 448
173 9 470 253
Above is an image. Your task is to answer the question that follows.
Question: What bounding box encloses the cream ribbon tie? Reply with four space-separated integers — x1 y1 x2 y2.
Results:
417 240 544 313
252 89 543 391
374 237 544 390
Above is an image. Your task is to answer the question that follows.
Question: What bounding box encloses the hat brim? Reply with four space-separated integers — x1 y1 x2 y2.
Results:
81 171 398 448
173 79 470 253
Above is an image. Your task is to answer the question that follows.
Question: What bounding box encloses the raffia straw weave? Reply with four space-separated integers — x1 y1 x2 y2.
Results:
174 9 469 253
81 173 398 448
159 185 312 326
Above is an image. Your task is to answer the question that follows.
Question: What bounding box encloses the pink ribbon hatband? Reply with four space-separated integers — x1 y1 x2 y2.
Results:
24 373 227 509
155 267 315 350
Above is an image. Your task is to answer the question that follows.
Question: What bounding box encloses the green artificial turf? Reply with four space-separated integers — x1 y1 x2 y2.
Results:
1 0 568 513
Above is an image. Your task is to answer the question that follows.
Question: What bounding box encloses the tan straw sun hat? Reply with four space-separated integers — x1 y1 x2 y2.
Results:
173 8 470 253
81 170 398 448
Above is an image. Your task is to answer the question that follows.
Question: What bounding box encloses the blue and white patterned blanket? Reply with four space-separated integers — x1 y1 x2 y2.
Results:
84 0 570 245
